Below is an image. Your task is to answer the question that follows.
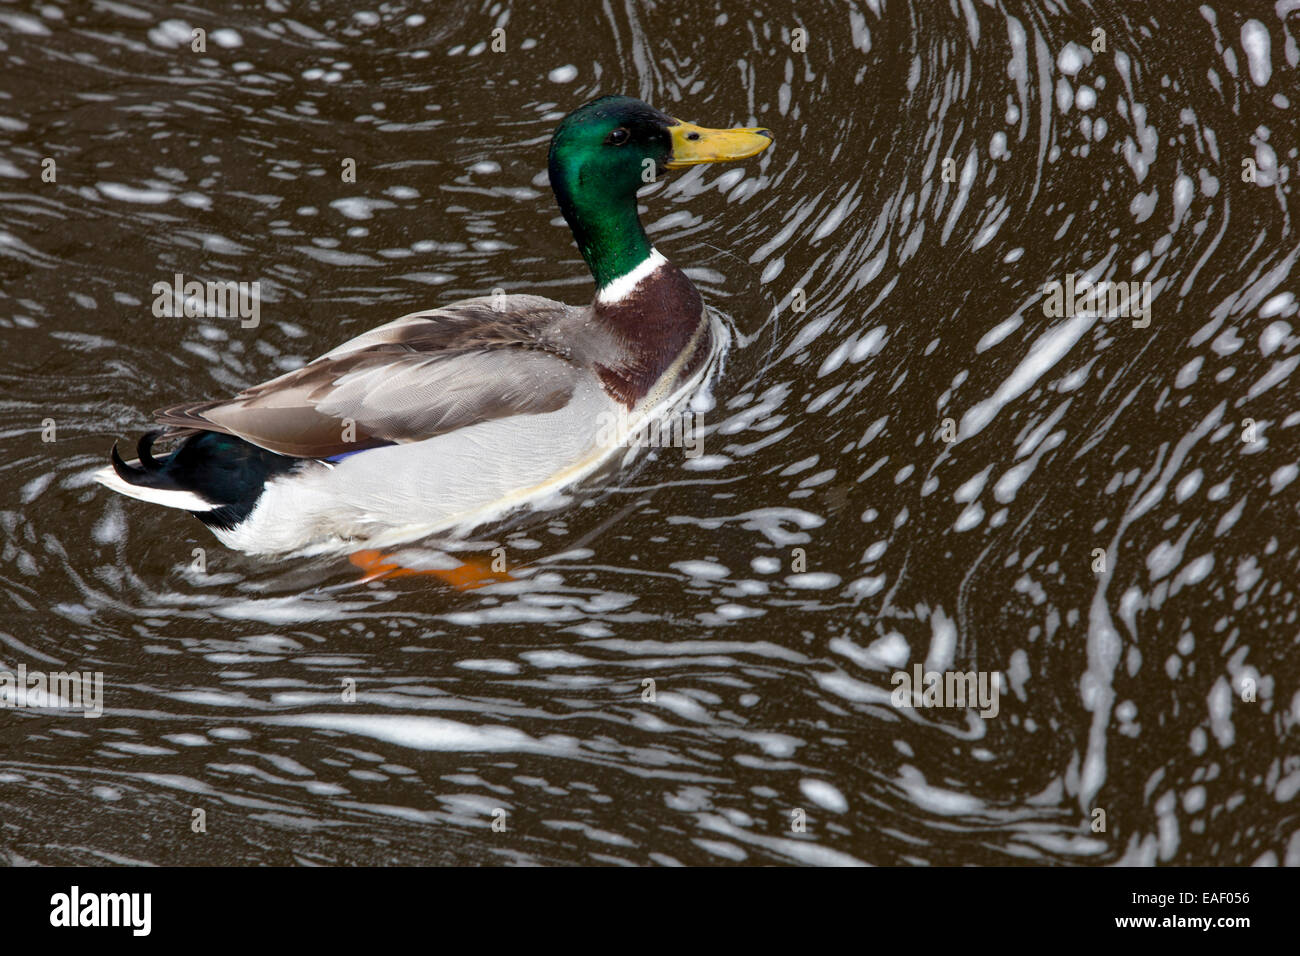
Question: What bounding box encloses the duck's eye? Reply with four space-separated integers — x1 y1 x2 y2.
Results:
606 127 630 146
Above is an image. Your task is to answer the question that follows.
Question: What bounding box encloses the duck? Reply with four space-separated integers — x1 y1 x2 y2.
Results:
95 95 773 556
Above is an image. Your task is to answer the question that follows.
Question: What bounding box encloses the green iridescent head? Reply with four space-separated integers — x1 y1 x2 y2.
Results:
547 95 773 290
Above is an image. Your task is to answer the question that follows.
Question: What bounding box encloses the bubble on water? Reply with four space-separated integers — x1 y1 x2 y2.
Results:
147 19 190 48
1260 293 1295 319
673 560 731 580
785 572 841 589
897 766 985 815
330 197 395 220
1057 42 1088 76
799 778 848 813
1259 320 1291 355
97 181 173 204
211 28 242 48
1270 464 1298 494
1240 20 1272 86
209 727 252 741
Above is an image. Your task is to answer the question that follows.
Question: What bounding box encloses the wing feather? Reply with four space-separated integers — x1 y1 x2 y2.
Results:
155 296 585 458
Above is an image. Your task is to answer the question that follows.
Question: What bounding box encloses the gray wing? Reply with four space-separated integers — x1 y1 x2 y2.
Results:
155 295 587 458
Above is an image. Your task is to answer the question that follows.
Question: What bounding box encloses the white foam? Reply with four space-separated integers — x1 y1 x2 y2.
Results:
1260 292 1295 318
784 572 841 590
672 560 731 579
1260 320 1291 355
1271 463 1298 494
1057 42 1087 76
897 766 985 815
1241 20 1272 86
98 181 173 204
960 309 1098 440
799 779 848 813
270 713 576 754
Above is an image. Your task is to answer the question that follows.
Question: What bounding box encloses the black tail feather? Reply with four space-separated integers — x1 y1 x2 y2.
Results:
111 431 170 488
137 430 164 470
108 430 301 528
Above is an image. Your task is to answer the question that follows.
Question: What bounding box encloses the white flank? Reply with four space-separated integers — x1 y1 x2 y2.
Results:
596 248 667 305
93 465 216 512
210 313 728 556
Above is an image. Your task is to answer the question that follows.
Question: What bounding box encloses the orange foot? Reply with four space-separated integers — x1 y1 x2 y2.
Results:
348 550 513 590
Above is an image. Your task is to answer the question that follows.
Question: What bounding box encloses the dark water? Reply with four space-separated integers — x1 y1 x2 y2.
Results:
1 0 1298 865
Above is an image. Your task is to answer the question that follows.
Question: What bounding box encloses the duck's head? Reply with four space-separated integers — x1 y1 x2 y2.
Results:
547 95 773 290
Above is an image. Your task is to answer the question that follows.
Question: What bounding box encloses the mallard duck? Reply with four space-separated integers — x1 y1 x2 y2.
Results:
96 95 773 556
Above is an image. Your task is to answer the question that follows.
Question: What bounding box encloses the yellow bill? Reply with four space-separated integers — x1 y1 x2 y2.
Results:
666 120 773 167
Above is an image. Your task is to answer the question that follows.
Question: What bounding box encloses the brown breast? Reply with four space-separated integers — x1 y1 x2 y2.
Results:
587 262 711 408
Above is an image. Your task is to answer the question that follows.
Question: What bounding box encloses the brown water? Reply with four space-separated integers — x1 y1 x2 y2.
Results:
1 0 1298 865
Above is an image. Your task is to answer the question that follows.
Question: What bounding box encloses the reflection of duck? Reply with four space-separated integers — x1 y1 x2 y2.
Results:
97 96 773 555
